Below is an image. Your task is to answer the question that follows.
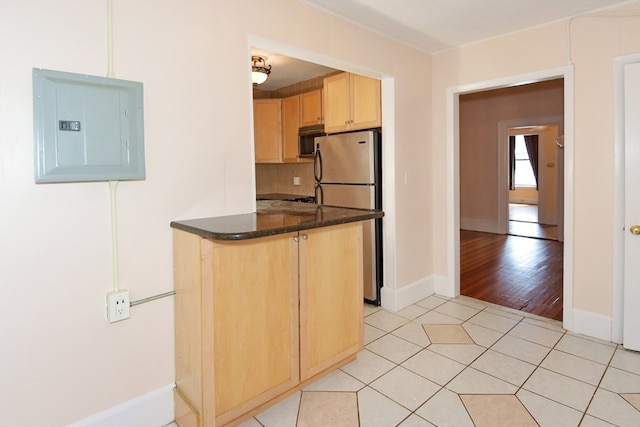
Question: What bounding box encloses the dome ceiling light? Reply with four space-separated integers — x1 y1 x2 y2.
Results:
251 55 271 85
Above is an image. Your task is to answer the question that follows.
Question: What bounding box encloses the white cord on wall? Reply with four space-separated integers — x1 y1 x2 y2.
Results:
104 0 175 315
107 0 118 292
107 0 115 78
109 180 120 292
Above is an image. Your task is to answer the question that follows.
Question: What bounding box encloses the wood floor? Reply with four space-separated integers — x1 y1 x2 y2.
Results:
460 229 563 321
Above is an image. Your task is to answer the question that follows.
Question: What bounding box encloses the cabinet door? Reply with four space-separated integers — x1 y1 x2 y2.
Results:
300 89 323 126
210 234 299 425
282 95 300 163
351 74 381 130
323 73 350 134
299 223 364 381
254 99 282 163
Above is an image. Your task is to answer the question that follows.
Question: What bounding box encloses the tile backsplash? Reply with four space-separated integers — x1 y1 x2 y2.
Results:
256 163 315 196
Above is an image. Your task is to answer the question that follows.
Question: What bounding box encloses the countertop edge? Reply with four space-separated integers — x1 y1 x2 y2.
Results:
170 208 383 241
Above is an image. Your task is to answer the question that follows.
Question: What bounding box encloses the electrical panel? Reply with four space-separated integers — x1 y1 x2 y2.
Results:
33 68 145 183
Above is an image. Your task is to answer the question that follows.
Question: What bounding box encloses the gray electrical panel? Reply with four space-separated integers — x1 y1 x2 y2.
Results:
33 68 145 183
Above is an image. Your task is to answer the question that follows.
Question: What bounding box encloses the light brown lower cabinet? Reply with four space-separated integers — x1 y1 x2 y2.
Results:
173 222 364 427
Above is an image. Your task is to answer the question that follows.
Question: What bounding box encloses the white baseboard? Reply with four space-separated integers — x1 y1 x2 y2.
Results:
460 218 500 234
67 383 175 427
433 275 456 298
381 276 435 312
570 309 612 342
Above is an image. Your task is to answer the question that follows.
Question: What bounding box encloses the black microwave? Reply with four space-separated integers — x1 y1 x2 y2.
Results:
298 125 326 158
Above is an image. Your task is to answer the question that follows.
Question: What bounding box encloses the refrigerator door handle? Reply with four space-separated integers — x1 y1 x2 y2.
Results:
314 183 324 205
314 146 322 183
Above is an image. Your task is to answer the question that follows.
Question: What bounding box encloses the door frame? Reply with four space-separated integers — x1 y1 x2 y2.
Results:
443 65 574 330
612 52 640 344
497 116 564 234
248 35 397 307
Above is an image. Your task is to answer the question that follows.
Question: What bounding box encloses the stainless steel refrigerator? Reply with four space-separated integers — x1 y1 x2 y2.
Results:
314 130 382 304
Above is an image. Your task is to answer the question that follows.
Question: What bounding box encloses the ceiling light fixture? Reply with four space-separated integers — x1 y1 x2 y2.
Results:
251 55 271 85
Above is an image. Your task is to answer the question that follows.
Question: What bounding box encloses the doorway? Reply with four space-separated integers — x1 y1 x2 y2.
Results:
455 76 568 322
506 126 562 241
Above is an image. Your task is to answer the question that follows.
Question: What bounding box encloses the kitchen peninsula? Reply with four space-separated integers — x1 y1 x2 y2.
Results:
171 201 383 427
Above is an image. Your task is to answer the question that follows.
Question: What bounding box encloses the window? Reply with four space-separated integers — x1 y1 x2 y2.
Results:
513 135 537 187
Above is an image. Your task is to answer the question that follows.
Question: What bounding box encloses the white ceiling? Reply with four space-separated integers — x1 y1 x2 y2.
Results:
303 0 629 53
253 0 630 90
251 48 338 91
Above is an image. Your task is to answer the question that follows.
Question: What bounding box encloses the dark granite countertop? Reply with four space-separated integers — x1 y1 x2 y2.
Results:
170 200 383 241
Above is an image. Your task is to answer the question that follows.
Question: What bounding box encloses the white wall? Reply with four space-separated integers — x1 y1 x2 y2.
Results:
0 1 432 425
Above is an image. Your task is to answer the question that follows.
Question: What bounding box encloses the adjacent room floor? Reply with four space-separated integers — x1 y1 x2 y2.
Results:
169 295 639 427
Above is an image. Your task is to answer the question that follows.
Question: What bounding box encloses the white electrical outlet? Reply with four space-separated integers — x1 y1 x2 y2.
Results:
107 289 130 322
293 176 301 186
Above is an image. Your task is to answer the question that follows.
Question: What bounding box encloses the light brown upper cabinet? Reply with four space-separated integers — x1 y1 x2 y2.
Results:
282 95 301 163
323 72 381 134
254 99 282 163
254 91 317 164
300 89 323 127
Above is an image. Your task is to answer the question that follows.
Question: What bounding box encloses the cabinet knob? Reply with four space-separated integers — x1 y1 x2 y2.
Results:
293 236 299 242
302 234 309 240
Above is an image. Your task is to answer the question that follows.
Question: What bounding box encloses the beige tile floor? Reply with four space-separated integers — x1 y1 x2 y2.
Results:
171 295 640 427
